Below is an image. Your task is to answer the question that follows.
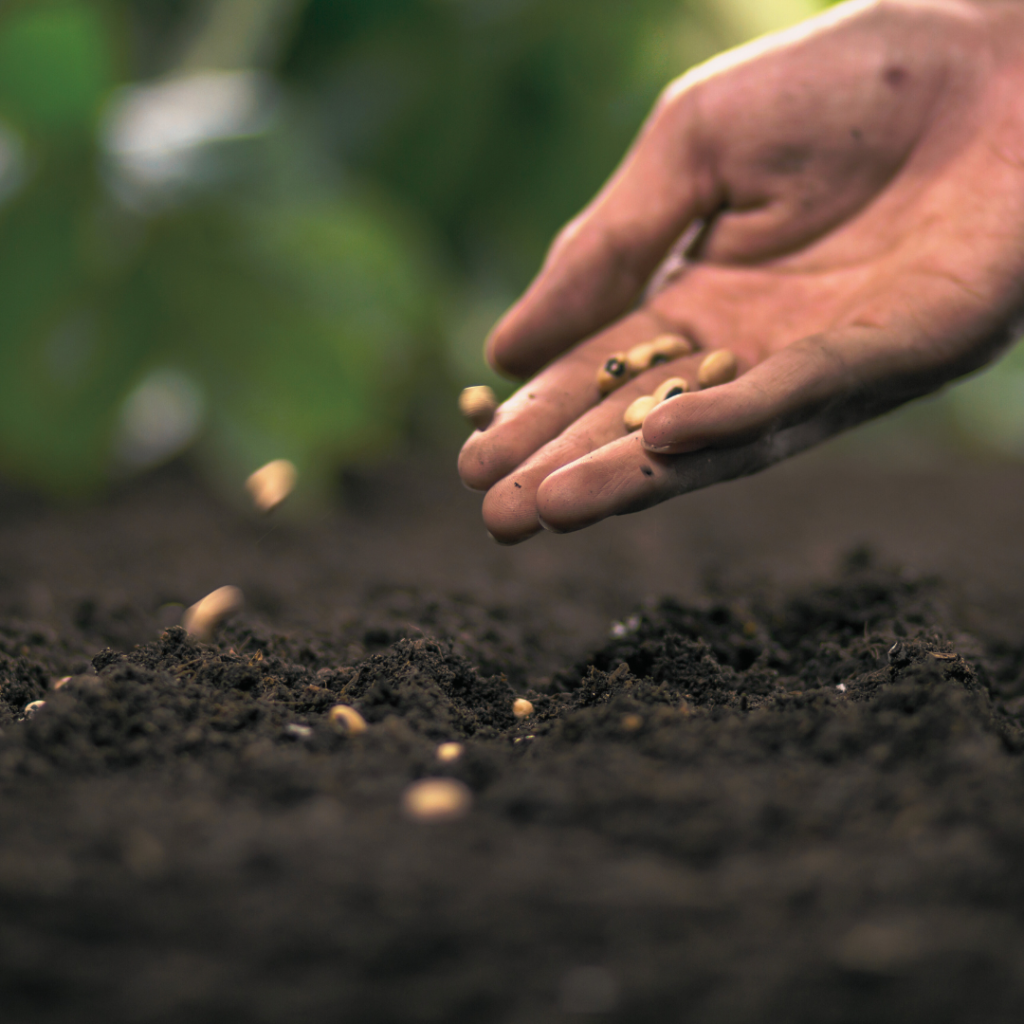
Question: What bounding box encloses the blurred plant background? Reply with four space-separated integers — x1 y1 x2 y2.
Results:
0 0 1020 507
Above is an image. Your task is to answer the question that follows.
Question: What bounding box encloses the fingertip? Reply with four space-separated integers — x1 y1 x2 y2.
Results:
481 478 543 545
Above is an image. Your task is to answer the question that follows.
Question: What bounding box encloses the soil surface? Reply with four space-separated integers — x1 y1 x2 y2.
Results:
3 449 1024 1023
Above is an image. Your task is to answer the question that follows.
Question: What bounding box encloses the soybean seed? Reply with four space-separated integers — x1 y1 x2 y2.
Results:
623 395 657 432
402 777 472 823
513 698 534 719
436 741 464 763
246 458 298 514
328 704 367 734
624 341 657 376
181 585 243 643
24 700 45 718
52 676 71 691
652 376 689 403
459 386 498 430
596 353 628 394
650 334 693 360
697 349 738 389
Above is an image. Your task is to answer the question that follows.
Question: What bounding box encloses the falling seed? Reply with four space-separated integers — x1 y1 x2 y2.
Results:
402 777 472 822
513 698 534 719
246 459 298 514
621 713 643 732
181 585 243 643
436 741 464 763
623 395 657 432
24 700 46 718
52 676 72 691
285 723 313 739
328 704 367 734
650 334 693 360
697 349 738 388
652 376 689 403
459 386 498 430
596 353 628 394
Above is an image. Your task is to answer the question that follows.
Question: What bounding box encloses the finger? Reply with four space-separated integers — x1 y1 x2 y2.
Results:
641 325 914 455
536 322 935 533
536 408 854 535
459 310 669 492
480 352 708 543
486 85 716 379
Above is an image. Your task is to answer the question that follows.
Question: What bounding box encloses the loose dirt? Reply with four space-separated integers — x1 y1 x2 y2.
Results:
2 452 1024 1023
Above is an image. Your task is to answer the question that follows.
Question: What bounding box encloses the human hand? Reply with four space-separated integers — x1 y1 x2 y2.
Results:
458 0 1024 542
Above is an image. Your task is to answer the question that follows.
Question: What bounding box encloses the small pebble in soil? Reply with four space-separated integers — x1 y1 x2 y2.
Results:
436 742 464 763
459 386 498 430
402 778 472 823
652 376 689 402
621 713 643 732
181 585 244 643
512 698 535 719
697 349 738 388
245 459 298 514
836 683 847 693
23 700 46 718
623 395 657 432
328 704 367 734
597 353 628 394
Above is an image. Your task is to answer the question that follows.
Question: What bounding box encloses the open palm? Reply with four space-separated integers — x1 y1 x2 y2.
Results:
459 0 1024 542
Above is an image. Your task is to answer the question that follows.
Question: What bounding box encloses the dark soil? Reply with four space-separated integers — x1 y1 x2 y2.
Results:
3 451 1024 1023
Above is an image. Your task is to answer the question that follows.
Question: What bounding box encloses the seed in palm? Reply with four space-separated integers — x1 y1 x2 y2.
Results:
653 376 689 402
698 350 738 388
623 395 657 432
596 353 628 394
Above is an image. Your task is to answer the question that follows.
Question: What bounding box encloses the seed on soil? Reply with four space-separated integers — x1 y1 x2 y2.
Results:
24 700 46 718
652 376 689 403
650 333 693 361
436 742 464 763
697 349 738 388
246 459 298 514
623 395 657 432
597 354 628 394
328 704 367 734
181 585 244 643
402 778 472 823
513 698 535 719
459 386 498 430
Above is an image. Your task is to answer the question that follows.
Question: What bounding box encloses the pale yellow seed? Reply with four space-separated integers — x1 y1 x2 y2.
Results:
650 334 693 360
623 395 657 432
436 741 464 763
652 376 689 403
245 459 298 514
624 341 657 376
697 349 738 389
52 676 72 691
181 585 244 643
512 697 534 719
596 353 628 395
459 386 498 430
24 700 46 718
328 704 367 734
402 777 472 822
